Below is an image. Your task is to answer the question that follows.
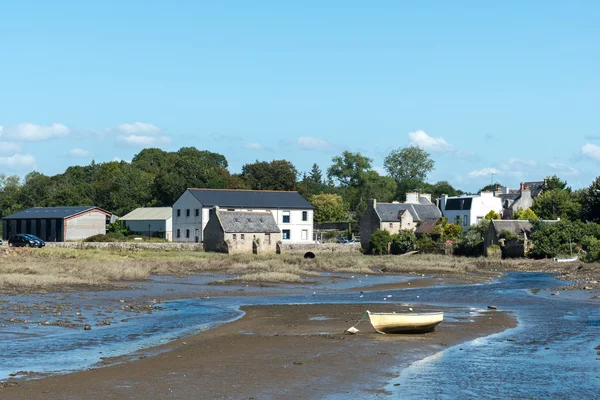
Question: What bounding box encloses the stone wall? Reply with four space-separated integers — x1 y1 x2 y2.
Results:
277 242 362 255
45 242 201 251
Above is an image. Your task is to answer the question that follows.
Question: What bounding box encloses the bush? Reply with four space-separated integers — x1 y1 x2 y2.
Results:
84 234 117 242
581 236 600 263
498 230 517 242
369 229 392 255
485 210 501 220
415 234 442 254
390 230 416 255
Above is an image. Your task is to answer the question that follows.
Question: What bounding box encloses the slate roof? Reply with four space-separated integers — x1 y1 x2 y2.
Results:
491 220 533 237
120 207 172 221
2 206 109 220
188 189 313 209
375 202 441 223
217 211 280 233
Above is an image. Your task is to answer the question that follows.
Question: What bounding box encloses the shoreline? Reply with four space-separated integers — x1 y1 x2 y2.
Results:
2 302 516 399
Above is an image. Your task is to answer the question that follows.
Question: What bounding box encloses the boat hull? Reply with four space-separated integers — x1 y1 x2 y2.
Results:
367 311 444 334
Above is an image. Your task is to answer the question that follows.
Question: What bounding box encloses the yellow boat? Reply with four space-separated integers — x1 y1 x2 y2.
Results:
367 310 444 334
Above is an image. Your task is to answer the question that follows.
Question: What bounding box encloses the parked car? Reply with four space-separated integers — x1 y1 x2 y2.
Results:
8 234 44 248
336 237 349 244
26 234 45 248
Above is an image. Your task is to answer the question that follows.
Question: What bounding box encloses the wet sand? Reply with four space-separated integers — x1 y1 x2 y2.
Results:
3 303 516 399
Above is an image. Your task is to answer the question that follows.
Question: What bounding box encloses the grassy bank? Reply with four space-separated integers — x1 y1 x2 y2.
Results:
0 247 541 294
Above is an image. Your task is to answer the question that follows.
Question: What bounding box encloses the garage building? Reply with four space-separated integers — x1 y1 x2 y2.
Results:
1 206 112 242
119 207 173 241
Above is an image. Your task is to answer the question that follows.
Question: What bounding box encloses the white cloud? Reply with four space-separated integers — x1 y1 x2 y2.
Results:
582 143 600 161
69 148 92 158
116 122 162 135
408 130 454 152
3 123 69 141
374 166 387 176
0 142 21 154
244 143 264 151
468 167 503 177
0 126 3 136
548 162 580 176
297 136 329 150
0 154 36 168
117 134 171 147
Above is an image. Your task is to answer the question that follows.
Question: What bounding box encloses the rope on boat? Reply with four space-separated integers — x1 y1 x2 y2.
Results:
345 311 369 334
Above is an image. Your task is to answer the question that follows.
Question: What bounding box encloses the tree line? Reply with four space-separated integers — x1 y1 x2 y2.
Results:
0 146 598 231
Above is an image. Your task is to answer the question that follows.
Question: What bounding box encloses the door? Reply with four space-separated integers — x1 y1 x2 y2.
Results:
195 229 200 243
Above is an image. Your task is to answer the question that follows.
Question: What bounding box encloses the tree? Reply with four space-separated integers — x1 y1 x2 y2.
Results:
369 229 392 255
310 194 347 224
308 163 323 184
390 230 416 255
528 220 600 259
327 151 372 187
478 182 503 193
241 160 298 191
513 208 539 221
485 210 501 220
455 219 490 256
531 189 581 221
384 146 434 199
541 175 569 192
581 176 600 223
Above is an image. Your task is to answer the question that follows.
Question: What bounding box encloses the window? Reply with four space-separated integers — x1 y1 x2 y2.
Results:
233 234 237 240
177 209 181 217
389 223 393 228
227 209 235 212
282 211 290 223
282 230 290 240
186 229 190 238
302 211 308 221
186 209 190 217
176 229 181 238
241 234 245 240
265 233 271 244
476 216 483 223
301 230 308 240
195 209 199 217
463 215 468 226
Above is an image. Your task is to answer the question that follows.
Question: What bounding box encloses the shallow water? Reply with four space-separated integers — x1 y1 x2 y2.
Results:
1 272 600 398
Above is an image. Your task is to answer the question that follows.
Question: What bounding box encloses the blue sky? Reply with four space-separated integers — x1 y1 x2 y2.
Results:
1 1 599 192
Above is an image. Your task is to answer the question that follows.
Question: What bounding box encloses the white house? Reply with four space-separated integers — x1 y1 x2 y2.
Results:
439 192 503 229
172 189 314 243
120 207 173 241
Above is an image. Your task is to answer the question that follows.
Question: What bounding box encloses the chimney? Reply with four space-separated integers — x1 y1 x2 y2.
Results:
405 192 418 204
520 182 524 191
439 194 448 213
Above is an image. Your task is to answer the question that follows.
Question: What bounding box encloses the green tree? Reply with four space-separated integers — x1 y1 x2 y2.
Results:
369 229 392 255
581 176 600 223
390 230 416 255
478 182 503 193
455 219 490 256
241 159 298 191
513 208 539 221
327 151 372 188
485 210 501 220
541 175 569 192
531 189 581 221
384 146 435 200
310 193 347 224
308 163 323 184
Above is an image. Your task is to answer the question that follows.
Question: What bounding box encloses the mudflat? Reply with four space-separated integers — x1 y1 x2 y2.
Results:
3 303 515 399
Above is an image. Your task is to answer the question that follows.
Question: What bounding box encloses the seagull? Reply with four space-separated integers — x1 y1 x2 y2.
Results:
360 295 364 298
387 295 392 298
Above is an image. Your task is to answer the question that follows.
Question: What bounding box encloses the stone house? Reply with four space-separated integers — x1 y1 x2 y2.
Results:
203 207 281 254
360 195 442 252
172 188 313 244
495 181 544 219
483 220 534 258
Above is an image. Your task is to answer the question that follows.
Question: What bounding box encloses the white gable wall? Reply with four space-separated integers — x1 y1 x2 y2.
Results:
441 193 503 229
172 190 313 243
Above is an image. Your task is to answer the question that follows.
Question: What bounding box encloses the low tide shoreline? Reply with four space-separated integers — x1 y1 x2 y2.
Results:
2 302 516 399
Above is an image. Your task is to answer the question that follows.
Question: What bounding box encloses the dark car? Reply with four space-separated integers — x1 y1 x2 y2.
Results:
26 234 45 248
8 234 44 248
